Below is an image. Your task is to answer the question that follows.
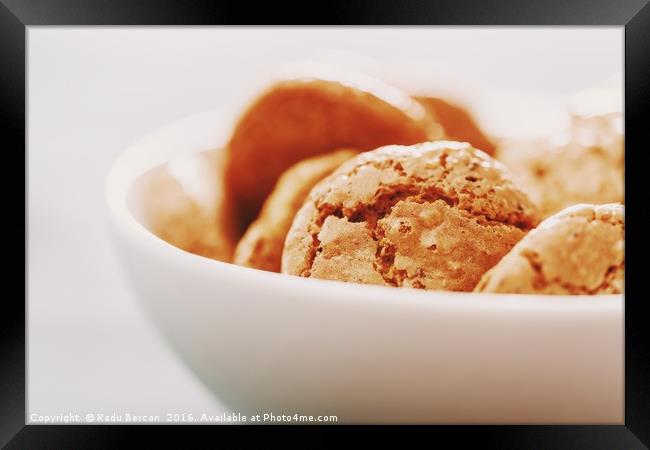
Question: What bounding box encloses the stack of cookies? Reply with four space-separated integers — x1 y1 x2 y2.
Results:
138 68 624 295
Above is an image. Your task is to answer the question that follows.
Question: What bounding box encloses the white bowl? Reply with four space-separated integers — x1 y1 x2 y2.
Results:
105 108 623 424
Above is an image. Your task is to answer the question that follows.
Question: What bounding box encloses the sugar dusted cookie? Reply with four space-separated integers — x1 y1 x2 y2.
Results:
475 203 624 294
225 73 442 230
282 141 540 291
234 149 357 272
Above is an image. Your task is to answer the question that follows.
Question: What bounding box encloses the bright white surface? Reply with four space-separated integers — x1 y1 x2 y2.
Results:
105 109 622 423
28 27 622 423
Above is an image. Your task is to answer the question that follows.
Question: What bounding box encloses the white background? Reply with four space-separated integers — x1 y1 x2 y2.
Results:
28 27 622 422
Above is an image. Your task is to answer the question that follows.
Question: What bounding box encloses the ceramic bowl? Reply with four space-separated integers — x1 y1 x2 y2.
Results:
105 108 622 423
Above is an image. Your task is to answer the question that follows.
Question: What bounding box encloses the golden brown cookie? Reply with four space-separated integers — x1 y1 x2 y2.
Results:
415 96 497 156
497 112 623 218
282 141 540 291
475 203 624 294
131 149 236 262
226 74 442 231
233 149 357 272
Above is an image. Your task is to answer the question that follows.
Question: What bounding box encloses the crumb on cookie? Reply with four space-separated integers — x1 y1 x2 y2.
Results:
282 141 540 291
475 203 624 294
233 149 357 272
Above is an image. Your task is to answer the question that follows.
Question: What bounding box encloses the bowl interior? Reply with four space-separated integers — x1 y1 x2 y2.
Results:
105 107 623 423
106 107 622 308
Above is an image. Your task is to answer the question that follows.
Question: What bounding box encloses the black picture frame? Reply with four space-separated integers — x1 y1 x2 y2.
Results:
4 0 648 447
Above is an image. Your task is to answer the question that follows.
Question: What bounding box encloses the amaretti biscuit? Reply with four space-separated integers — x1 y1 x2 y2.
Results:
415 96 496 156
282 141 540 291
132 150 236 262
475 203 624 294
234 149 357 272
497 112 623 218
225 73 442 230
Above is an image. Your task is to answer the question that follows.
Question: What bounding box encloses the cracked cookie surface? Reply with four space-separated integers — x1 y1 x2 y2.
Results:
234 149 357 272
225 75 442 231
497 112 623 218
281 141 540 291
475 203 624 294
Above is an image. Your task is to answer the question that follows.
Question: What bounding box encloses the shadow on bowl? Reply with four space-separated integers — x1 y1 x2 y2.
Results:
106 108 623 424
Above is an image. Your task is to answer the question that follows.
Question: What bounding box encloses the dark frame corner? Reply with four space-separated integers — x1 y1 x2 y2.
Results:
4 0 649 447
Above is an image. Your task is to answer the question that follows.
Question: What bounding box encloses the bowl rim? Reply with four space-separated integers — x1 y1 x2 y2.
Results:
104 107 623 312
